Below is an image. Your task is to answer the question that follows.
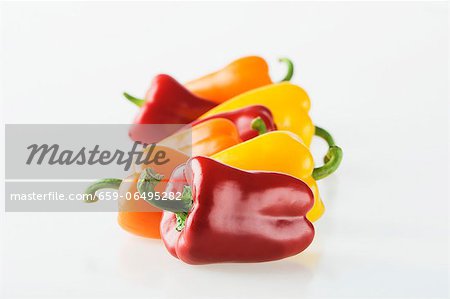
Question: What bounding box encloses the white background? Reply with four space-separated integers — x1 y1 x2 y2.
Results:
1 2 448 298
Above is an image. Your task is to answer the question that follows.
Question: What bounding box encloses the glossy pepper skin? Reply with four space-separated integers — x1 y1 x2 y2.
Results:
190 105 277 141
185 56 273 104
158 156 315 264
211 131 325 222
200 82 314 146
126 74 216 143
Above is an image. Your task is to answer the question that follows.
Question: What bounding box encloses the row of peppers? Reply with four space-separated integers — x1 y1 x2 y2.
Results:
85 56 343 265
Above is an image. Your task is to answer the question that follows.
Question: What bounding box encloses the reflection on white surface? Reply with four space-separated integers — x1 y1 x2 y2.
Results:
1 1 448 298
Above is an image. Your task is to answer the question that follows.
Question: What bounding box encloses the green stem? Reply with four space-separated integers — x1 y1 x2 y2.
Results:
175 186 192 231
279 58 294 82
137 168 192 227
312 126 343 180
84 178 122 203
314 126 335 147
123 92 145 107
251 117 267 135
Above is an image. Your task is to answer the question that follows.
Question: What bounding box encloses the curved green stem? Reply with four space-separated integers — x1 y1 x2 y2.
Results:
123 92 145 107
279 58 294 82
314 126 335 147
312 126 343 180
84 178 122 203
137 168 192 219
251 117 267 135
175 186 192 231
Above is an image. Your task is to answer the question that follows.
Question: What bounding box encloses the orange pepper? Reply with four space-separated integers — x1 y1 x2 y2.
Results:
185 56 293 104
158 118 242 157
85 118 242 238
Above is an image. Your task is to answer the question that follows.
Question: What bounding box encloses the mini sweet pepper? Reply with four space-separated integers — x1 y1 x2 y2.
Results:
124 74 216 143
140 156 315 264
185 56 294 104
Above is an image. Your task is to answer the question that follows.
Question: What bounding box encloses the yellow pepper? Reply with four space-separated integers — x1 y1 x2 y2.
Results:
200 82 314 146
212 129 343 222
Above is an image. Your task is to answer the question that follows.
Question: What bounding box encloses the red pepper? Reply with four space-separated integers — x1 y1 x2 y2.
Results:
124 74 216 143
139 156 315 264
190 105 277 141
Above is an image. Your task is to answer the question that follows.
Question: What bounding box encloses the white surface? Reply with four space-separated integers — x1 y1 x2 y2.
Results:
1 2 448 299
